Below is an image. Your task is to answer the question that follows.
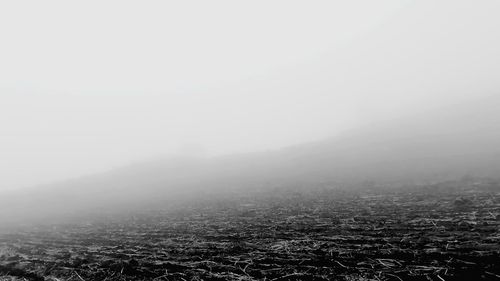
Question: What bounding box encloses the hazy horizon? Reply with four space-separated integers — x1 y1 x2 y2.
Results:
1 0 500 190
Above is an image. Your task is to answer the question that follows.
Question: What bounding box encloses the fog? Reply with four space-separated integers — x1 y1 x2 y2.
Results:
1 0 498 191
0 0 499 221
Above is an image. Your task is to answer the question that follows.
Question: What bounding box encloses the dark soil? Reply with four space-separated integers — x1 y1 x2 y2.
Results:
0 180 499 280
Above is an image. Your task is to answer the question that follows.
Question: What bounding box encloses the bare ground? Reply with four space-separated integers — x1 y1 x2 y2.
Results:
0 180 499 280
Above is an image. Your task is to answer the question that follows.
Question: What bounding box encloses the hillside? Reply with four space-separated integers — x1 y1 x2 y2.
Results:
1 95 499 224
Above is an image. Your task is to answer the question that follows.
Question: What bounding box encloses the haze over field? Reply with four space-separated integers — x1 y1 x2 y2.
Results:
2 3 500 280
0 94 499 226
1 1 499 192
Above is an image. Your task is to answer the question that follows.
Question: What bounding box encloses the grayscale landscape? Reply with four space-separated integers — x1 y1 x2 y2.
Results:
0 1 499 280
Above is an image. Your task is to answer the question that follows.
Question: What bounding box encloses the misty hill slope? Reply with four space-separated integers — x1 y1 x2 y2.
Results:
198 94 500 185
274 95 500 183
1 95 499 223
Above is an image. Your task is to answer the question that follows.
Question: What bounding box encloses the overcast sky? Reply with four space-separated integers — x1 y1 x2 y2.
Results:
1 0 499 190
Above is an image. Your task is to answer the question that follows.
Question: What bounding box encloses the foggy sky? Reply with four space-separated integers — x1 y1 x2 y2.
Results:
1 0 499 190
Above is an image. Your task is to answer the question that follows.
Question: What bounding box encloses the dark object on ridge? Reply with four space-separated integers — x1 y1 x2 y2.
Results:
454 197 474 210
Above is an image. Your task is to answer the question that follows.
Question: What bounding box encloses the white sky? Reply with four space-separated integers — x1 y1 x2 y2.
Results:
1 0 499 190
